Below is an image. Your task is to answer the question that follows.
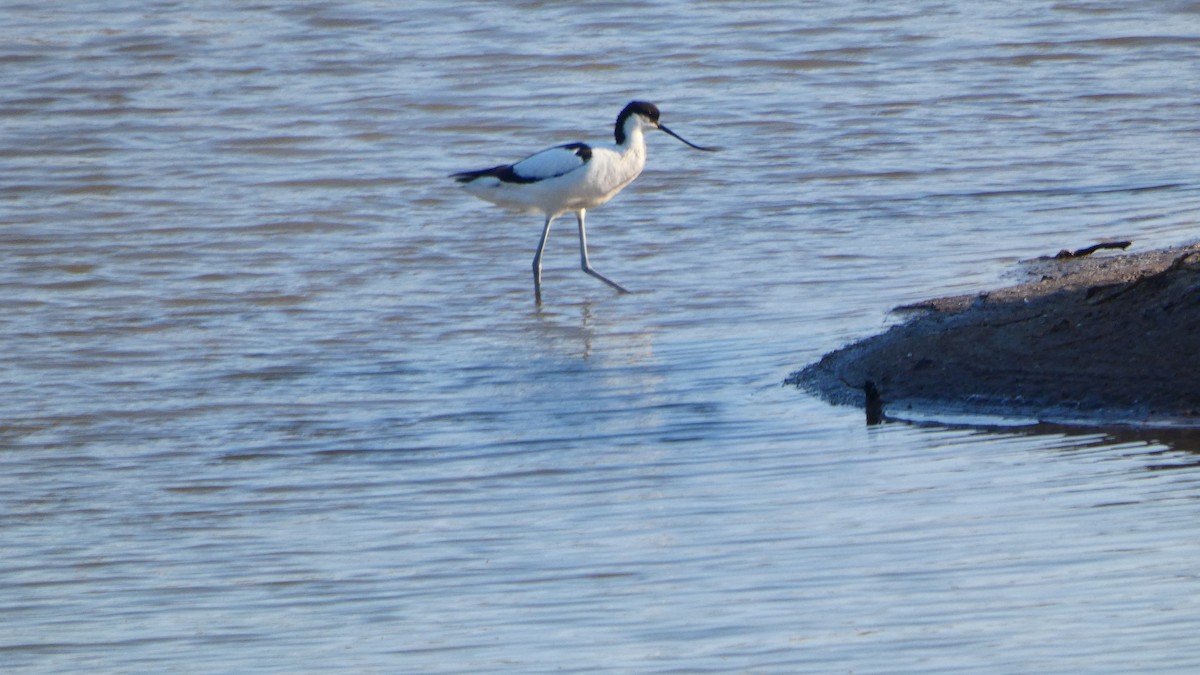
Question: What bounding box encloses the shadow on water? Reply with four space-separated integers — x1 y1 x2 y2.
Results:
870 413 1200 460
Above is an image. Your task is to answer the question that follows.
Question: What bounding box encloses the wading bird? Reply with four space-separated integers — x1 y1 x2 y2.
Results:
451 101 717 302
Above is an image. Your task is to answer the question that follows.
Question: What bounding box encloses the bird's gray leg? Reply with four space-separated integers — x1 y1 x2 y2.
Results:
576 209 630 294
532 214 556 302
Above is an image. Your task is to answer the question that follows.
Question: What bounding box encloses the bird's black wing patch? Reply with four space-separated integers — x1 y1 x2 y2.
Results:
560 142 592 162
451 164 539 184
451 142 591 184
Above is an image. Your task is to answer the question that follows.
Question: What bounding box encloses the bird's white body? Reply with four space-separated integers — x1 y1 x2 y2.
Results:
458 123 648 216
451 101 715 302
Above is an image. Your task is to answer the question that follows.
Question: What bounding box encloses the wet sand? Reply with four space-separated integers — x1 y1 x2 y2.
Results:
791 244 1200 426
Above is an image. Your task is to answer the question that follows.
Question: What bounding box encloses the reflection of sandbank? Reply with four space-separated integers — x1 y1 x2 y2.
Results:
791 243 1200 427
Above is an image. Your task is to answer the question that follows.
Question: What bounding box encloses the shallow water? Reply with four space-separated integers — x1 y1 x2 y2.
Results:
4 1 1200 672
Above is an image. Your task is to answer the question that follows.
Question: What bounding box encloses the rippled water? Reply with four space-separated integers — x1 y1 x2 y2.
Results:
5 1 1200 672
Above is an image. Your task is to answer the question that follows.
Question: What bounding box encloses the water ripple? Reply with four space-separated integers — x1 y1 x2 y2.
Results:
4 0 1200 672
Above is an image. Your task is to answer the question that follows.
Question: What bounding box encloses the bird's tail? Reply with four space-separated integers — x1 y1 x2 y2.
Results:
450 165 505 184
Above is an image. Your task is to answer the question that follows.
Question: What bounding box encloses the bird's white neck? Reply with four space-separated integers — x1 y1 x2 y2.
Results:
616 121 647 156
602 122 647 196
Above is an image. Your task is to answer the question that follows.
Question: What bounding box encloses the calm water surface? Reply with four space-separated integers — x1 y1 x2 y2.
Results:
5 1 1200 672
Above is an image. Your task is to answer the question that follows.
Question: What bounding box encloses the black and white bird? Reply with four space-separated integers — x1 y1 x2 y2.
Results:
451 101 717 301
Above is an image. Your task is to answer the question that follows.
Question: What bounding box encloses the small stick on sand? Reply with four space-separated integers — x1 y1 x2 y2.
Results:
1055 240 1132 259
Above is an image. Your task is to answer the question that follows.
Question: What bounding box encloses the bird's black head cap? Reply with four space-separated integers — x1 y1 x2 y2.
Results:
615 101 660 144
